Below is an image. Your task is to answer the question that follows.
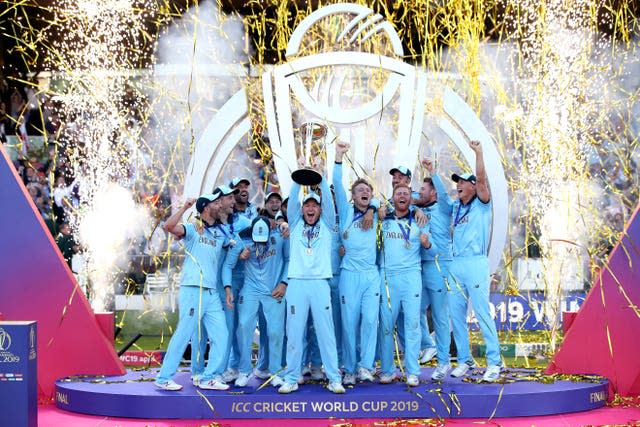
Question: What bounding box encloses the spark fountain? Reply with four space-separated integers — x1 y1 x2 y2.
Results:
43 0 159 312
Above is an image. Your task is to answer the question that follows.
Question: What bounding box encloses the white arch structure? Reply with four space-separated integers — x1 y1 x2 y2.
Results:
183 3 508 271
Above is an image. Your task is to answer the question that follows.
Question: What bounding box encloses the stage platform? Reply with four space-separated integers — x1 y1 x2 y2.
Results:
55 367 608 419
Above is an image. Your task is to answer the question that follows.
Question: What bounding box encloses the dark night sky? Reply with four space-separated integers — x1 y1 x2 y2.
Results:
1 0 637 82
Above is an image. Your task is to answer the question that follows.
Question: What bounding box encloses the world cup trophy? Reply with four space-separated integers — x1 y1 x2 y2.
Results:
291 120 327 186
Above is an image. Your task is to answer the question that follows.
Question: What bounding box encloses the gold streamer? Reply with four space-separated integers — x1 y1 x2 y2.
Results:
3 0 639 402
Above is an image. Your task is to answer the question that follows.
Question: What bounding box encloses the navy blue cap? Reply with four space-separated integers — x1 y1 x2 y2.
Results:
389 166 412 178
452 173 477 184
196 192 221 213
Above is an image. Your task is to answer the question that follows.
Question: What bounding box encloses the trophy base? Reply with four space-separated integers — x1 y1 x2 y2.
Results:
292 168 322 186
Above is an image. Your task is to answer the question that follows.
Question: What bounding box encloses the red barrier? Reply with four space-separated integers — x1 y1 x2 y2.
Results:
94 312 115 344
0 145 125 398
547 204 640 398
562 312 578 335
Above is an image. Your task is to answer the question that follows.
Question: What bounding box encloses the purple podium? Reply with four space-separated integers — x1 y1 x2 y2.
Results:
0 321 38 427
55 366 607 419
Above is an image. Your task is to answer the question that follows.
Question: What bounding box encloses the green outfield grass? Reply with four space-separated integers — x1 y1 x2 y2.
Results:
114 310 178 353
114 310 557 369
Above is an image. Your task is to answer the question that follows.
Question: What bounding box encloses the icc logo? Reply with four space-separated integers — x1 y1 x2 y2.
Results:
0 328 12 351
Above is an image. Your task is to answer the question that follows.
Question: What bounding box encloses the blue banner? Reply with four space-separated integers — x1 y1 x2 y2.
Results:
0 321 37 427
467 292 587 331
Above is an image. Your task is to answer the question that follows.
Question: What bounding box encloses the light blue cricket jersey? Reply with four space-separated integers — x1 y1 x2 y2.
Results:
418 200 453 261
287 179 335 280
330 212 342 275
179 223 227 289
218 215 251 281
333 162 378 271
222 230 289 295
451 196 492 257
233 203 259 222
379 211 433 273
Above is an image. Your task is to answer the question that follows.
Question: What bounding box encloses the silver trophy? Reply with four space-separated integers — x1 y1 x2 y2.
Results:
291 121 327 186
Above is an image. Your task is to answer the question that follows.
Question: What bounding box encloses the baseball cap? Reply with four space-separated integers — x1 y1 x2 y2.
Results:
229 177 251 188
214 184 239 196
303 192 321 204
389 166 412 178
451 173 477 184
265 192 282 202
195 192 221 213
251 216 270 243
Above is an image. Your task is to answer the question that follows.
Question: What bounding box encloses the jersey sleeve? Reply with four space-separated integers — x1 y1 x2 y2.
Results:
279 236 290 284
288 182 302 227
319 177 336 228
181 223 196 245
332 162 351 231
432 174 454 215
221 238 248 287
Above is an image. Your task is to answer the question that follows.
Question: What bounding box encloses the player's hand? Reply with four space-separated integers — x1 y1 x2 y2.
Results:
362 208 374 230
469 140 482 153
239 248 250 260
279 222 290 238
414 208 428 227
420 233 431 249
272 282 287 299
335 141 349 163
183 198 196 209
336 142 350 155
378 204 387 219
338 245 346 257
421 158 435 173
225 288 234 309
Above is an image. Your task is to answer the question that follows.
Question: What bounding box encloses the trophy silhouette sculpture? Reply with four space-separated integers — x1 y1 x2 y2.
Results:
291 121 326 186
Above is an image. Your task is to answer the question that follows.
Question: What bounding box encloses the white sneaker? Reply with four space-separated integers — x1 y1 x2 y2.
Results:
482 365 502 382
234 373 251 387
278 382 299 394
271 376 285 387
431 363 451 381
297 375 305 384
191 375 200 386
310 366 325 380
451 361 476 378
253 368 270 380
343 373 356 385
406 374 419 387
419 347 438 364
379 373 397 384
357 367 374 382
327 381 345 394
154 380 182 391
198 378 229 390
221 368 239 383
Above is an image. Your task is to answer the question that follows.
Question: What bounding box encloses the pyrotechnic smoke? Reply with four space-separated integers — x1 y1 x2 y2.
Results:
145 0 250 195
488 0 633 347
47 0 158 311
78 184 149 311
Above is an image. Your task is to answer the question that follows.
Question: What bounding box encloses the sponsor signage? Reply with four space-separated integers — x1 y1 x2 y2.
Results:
119 351 165 367
0 321 37 427
466 291 586 331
